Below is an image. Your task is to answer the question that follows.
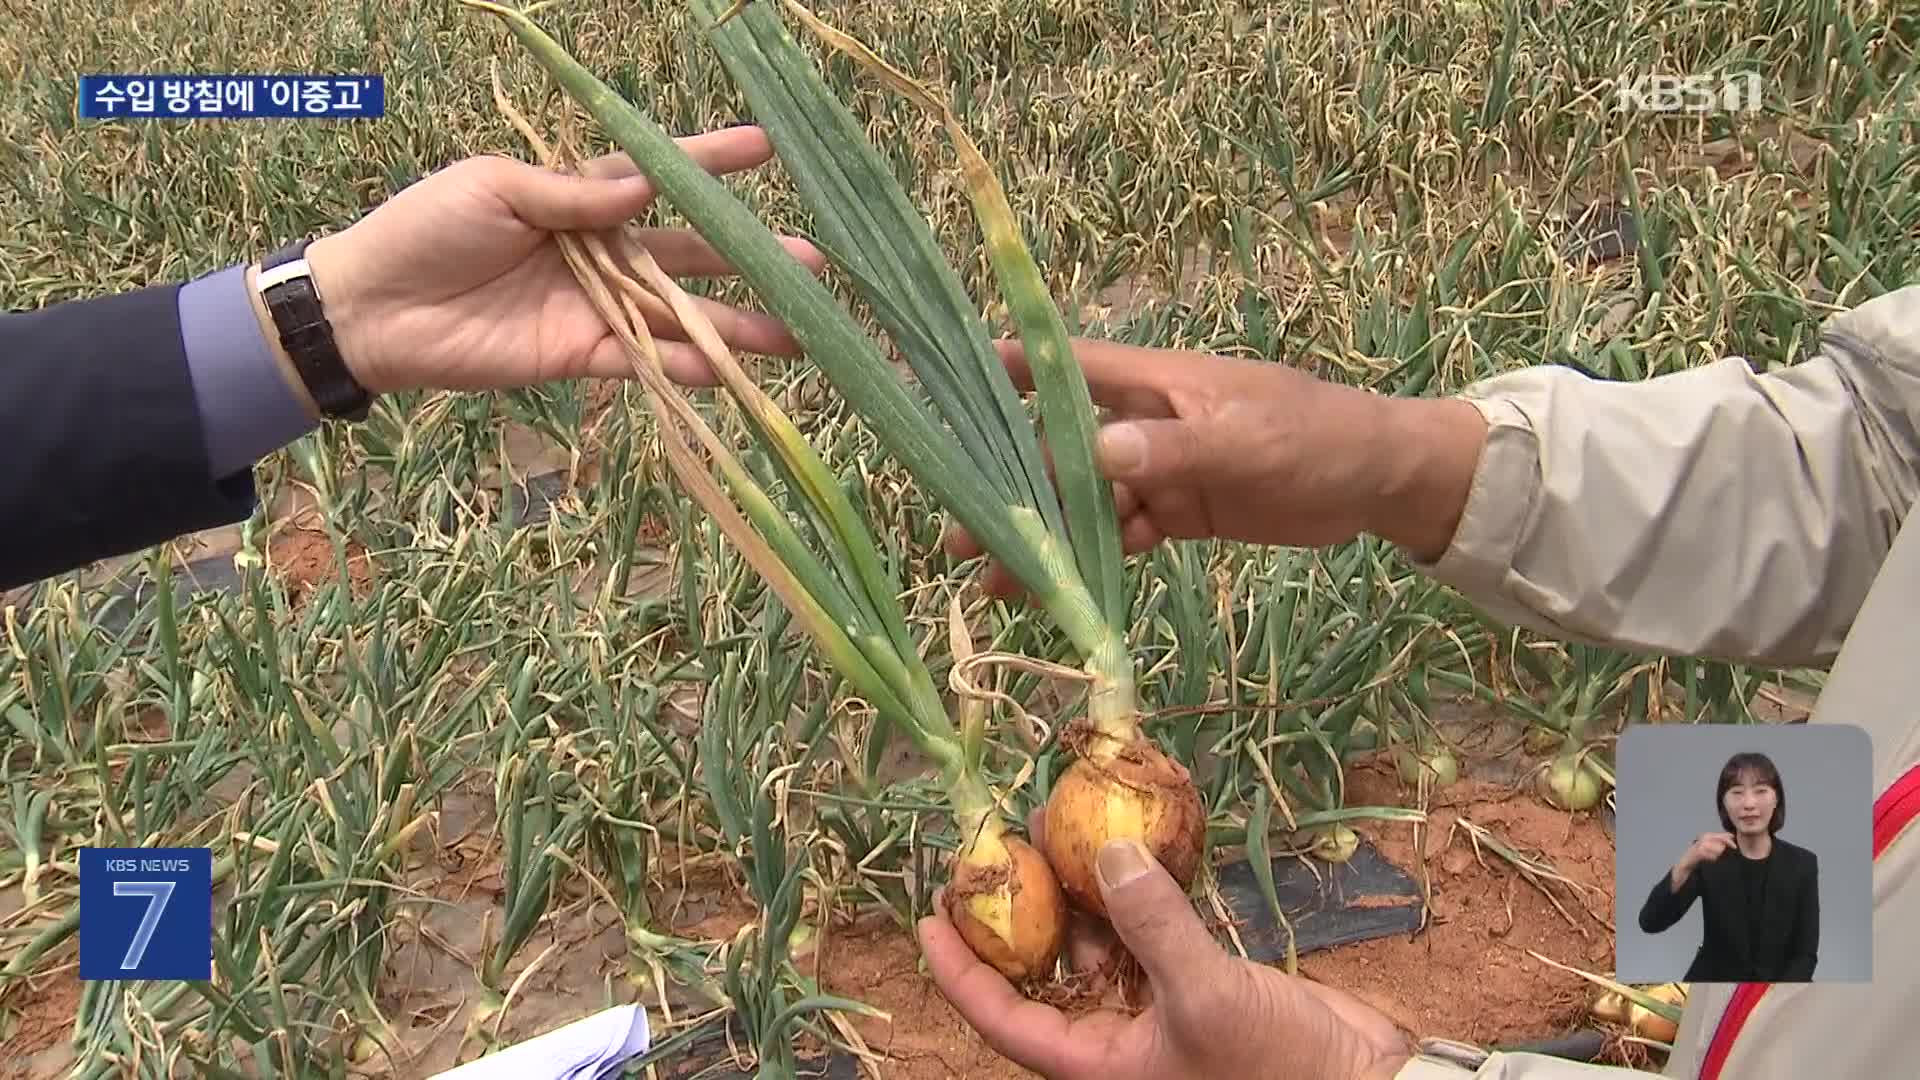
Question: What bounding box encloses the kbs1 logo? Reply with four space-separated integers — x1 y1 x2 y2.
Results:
1614 72 1763 114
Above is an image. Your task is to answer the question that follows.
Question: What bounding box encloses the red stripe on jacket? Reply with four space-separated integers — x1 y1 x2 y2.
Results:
1697 762 1920 1078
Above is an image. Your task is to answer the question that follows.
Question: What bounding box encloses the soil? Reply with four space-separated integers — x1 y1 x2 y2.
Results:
267 525 374 607
818 913 1038 1080
3 967 82 1070
797 747 1631 1080
1 527 1656 1080
1296 754 1622 1052
4 725 1639 1080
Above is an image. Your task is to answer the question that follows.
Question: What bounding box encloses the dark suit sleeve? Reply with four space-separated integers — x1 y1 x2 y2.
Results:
1782 850 1820 980
1639 861 1701 933
1 284 257 591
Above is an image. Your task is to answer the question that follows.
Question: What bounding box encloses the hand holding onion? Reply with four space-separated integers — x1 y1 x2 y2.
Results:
938 333 1489 935
919 808 1416 1080
454 10 1454 1072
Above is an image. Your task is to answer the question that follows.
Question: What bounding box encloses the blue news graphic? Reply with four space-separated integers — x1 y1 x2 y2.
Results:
77 75 384 119
78 847 213 981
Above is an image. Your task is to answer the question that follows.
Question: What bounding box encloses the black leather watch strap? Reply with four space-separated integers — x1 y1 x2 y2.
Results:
256 238 371 422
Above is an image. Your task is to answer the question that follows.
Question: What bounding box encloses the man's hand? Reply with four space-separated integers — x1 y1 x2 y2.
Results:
276 126 822 399
919 809 1415 1080
943 338 1488 594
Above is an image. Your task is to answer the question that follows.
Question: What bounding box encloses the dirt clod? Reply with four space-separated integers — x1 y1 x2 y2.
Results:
269 526 374 606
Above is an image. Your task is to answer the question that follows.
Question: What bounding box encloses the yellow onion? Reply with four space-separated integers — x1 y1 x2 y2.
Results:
1629 983 1687 1043
1593 983 1685 1044
1311 822 1360 863
1041 731 1206 919
948 832 1067 982
1395 746 1459 788
1630 1003 1681 1044
1539 754 1606 810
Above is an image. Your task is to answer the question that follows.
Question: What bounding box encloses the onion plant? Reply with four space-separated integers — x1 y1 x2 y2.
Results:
457 0 1206 964
683 608 885 1078
456 11 1081 987
1431 631 1620 810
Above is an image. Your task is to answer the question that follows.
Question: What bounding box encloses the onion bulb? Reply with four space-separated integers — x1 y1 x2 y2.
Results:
947 831 1067 982
1539 754 1606 810
1630 983 1687 1043
1630 1000 1681 1044
1591 991 1627 1026
1395 746 1459 788
1592 983 1685 1044
348 1034 382 1065
1311 822 1360 863
1041 730 1205 919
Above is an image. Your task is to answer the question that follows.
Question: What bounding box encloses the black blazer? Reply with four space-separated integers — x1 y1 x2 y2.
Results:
1638 836 1819 982
2 284 257 592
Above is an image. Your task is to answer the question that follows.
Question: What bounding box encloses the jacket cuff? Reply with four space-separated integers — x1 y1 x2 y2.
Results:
1391 1038 1492 1078
1397 1059 1482 1079
1404 395 1539 595
0 282 260 592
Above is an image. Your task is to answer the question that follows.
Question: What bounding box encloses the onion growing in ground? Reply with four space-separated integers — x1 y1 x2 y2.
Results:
1395 745 1460 788
1539 754 1607 810
1524 727 1564 756
1279 822 1361 865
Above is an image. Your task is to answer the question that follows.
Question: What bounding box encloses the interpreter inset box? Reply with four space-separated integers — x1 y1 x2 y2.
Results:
1613 724 1872 984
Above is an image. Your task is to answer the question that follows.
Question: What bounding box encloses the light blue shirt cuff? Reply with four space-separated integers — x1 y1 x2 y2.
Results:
177 262 320 481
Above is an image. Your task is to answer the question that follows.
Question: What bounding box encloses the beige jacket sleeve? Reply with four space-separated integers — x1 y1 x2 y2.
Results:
1409 285 1920 671
1390 285 1920 1080
1393 1041 1674 1079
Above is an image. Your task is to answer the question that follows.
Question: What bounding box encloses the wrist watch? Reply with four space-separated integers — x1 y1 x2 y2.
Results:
255 237 372 422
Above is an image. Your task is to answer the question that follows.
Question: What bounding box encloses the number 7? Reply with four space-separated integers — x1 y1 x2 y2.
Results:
113 881 176 970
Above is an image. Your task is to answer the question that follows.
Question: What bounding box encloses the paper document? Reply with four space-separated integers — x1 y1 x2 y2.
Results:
428 1004 651 1080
